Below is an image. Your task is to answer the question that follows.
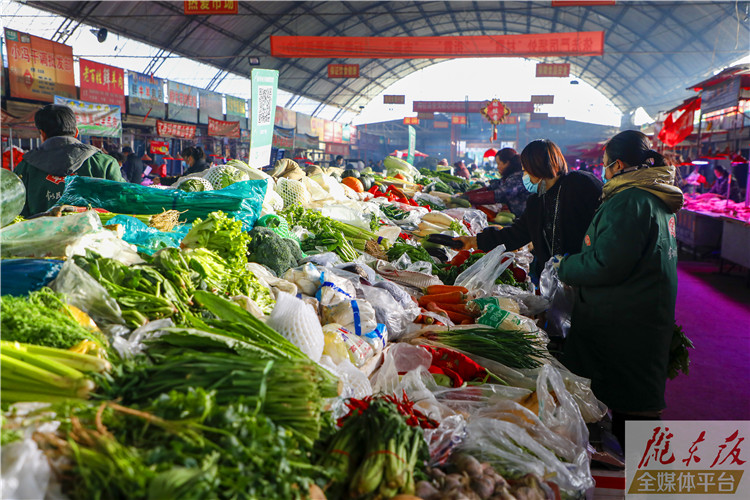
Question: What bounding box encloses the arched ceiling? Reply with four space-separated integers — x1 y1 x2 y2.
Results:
28 1 750 118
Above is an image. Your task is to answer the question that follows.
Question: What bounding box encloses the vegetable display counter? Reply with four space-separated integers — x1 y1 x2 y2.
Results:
675 209 723 256
720 216 750 280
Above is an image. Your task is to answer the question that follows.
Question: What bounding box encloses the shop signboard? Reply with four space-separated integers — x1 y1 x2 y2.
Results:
333 122 343 143
701 78 741 114
403 117 419 125
156 119 196 139
311 117 325 140
54 96 121 138
225 95 247 129
184 1 238 15
128 71 165 119
274 106 296 128
323 120 335 142
271 31 604 58
294 133 319 150
434 121 449 129
384 95 406 104
199 89 223 124
531 95 555 104
208 117 240 138
249 68 279 169
150 140 170 155
530 112 548 120
167 81 199 123
407 125 416 165
325 143 349 156
78 59 125 108
413 101 534 114
451 115 467 125
625 421 750 498
327 64 359 78
418 112 434 120
5 29 75 101
296 112 313 135
536 63 571 77
272 127 294 149
349 125 357 145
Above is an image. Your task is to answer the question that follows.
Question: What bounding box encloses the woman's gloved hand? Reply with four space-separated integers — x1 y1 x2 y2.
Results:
454 235 477 251
549 254 565 270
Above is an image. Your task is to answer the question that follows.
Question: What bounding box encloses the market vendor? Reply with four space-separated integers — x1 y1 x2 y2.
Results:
14 104 125 216
454 139 602 281
463 148 530 217
706 164 743 202
556 130 685 449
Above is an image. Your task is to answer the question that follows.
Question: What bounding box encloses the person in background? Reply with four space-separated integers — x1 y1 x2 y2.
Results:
455 139 602 281
707 164 742 202
109 151 125 167
556 130 684 449
372 160 385 173
454 160 470 179
120 146 145 184
333 155 345 168
465 148 530 217
181 146 211 176
14 104 125 216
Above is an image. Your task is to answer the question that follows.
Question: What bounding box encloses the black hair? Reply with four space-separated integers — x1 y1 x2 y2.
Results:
496 147 522 175
520 139 568 179
335 155 344 161
110 152 125 164
605 130 667 168
714 164 728 177
34 104 77 138
181 146 205 161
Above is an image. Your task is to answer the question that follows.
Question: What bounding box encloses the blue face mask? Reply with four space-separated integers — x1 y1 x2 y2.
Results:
523 173 539 194
601 160 616 184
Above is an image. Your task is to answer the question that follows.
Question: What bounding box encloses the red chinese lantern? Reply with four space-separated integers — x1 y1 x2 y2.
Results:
480 99 511 142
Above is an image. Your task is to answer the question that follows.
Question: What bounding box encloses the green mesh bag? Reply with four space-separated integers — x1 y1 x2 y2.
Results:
256 215 305 257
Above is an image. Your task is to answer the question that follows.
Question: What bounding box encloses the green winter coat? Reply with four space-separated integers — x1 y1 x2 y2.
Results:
14 136 125 216
558 165 684 413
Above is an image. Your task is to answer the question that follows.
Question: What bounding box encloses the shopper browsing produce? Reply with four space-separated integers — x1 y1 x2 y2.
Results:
557 130 685 448
14 104 125 216
465 147 530 217
454 139 602 280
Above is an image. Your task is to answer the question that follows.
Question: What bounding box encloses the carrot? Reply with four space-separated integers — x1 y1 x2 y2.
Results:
461 319 473 325
418 291 466 306
432 302 477 316
424 285 469 295
443 310 474 324
425 302 450 318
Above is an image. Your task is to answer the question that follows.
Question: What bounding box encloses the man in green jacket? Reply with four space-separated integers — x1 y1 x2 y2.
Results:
14 104 125 216
557 130 684 449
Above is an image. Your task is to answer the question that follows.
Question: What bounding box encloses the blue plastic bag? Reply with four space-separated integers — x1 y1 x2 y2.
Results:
57 177 266 227
106 215 191 255
0 259 63 296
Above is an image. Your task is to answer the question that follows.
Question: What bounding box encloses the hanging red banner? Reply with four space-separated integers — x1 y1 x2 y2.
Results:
451 115 467 125
271 32 604 58
403 117 420 125
150 141 170 155
328 64 359 78
536 63 571 77
384 95 406 104
184 1 238 15
208 117 240 138
156 119 196 139
413 101 534 114
79 59 125 108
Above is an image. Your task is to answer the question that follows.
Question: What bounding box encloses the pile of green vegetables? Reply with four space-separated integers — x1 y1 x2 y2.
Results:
418 168 473 193
427 327 549 369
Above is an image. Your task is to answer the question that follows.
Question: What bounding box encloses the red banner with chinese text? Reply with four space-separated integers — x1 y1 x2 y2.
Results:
184 1 238 15
208 117 240 138
413 101 534 114
384 95 406 104
79 59 125 108
4 28 75 101
536 63 571 77
451 116 467 124
328 64 359 78
156 119 196 139
403 117 419 125
271 32 604 58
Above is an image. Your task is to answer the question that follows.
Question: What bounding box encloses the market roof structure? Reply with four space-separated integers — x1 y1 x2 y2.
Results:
27 1 750 119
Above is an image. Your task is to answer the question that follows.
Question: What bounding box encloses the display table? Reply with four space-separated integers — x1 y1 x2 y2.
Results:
720 217 750 286
676 209 724 256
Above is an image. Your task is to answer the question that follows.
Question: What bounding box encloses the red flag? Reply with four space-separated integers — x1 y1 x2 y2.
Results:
658 98 700 147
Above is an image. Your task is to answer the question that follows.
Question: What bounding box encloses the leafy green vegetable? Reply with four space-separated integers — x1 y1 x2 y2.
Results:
247 226 300 276
387 242 436 269
668 324 694 379
0 289 105 349
181 211 250 267
179 178 209 192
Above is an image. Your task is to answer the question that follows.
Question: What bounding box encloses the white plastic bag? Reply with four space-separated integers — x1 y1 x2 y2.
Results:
267 292 324 361
361 284 419 339
322 299 377 338
0 210 101 258
454 244 515 292
539 257 574 339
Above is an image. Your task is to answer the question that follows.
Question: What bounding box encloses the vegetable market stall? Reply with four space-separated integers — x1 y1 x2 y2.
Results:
1 155 629 500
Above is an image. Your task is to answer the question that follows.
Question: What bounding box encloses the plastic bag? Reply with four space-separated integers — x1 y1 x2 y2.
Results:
454 244 515 292
300 252 343 268
442 208 488 236
322 324 350 364
0 168 25 227
326 324 374 367
49 259 125 327
282 263 321 296
491 284 549 316
361 284 419 340
65 229 144 266
358 323 388 353
113 318 175 359
370 343 433 395
322 299 377 337
0 210 101 258
57 176 266 227
539 257 574 339
266 292 324 361
334 358 373 399
105 215 189 256
1 424 66 500
317 271 356 307
0 259 63 296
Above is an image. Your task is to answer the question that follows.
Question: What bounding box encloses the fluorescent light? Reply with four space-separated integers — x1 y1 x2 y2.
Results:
692 160 709 165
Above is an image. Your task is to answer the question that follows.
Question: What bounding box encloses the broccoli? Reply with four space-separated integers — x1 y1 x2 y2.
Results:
247 226 299 276
282 238 304 262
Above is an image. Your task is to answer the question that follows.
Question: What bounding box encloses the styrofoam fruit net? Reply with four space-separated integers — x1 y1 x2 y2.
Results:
266 292 324 362
276 177 311 208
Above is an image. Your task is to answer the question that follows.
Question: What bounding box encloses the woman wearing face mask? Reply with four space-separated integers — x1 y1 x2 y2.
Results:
455 139 602 280
465 148 530 217
557 130 684 449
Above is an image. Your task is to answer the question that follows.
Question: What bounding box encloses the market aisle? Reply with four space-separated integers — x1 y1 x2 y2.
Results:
663 259 750 420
